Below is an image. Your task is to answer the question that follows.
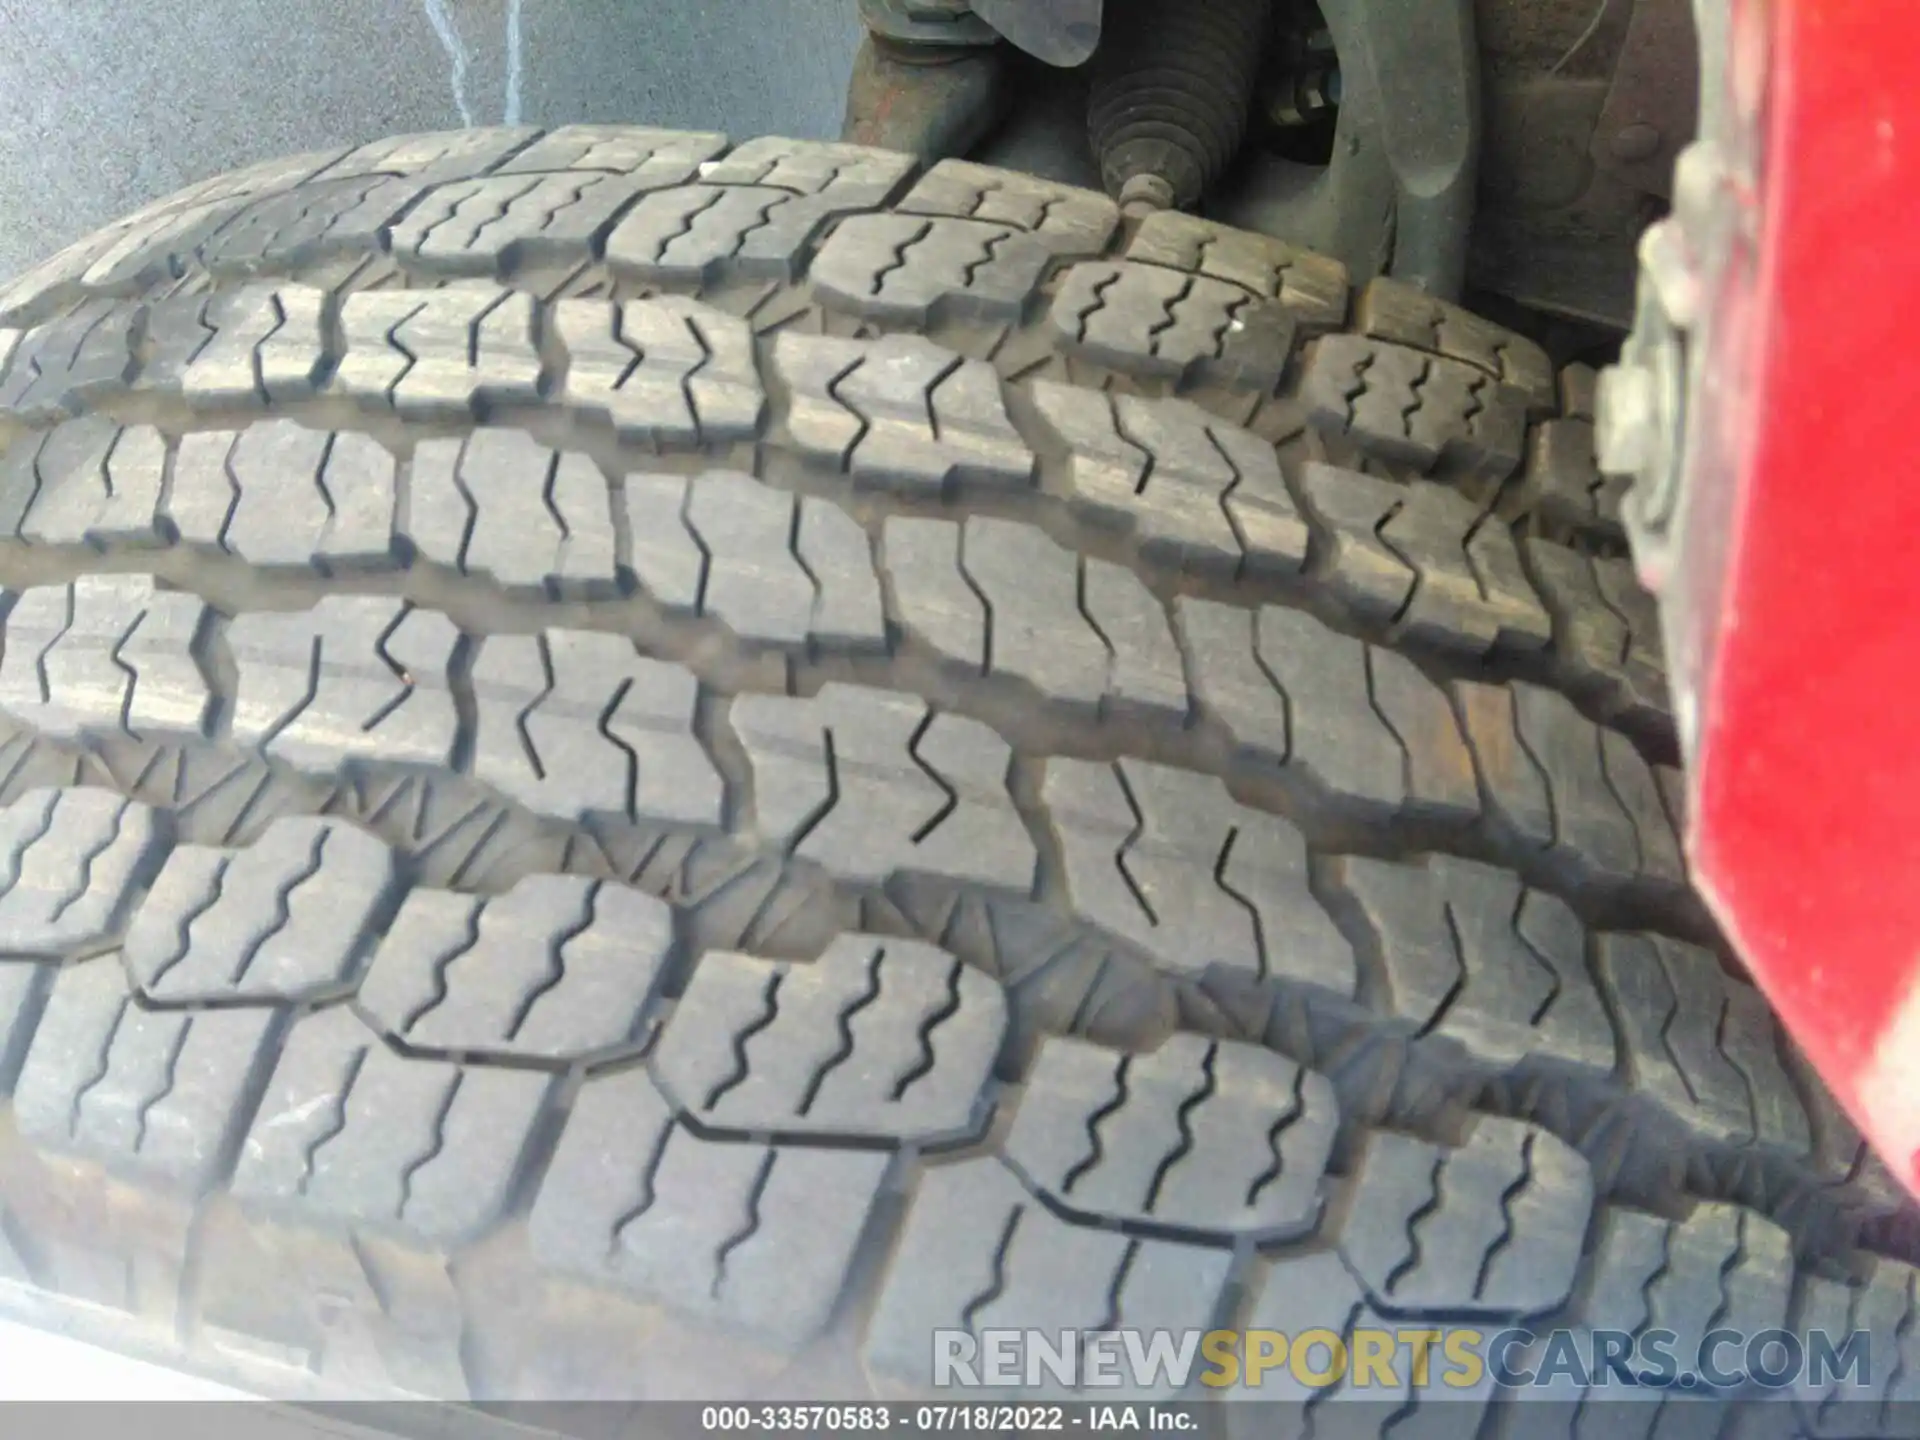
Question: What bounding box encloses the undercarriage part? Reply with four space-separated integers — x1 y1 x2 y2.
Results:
855 0 998 47
845 0 1010 162
1592 0 1701 200
1598 0 1738 762
1088 0 1273 212
1221 0 1480 299
840 36 1011 162
970 0 1104 67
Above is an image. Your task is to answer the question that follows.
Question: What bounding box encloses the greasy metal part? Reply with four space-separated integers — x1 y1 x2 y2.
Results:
841 35 1012 161
1267 67 1341 129
1464 75 1645 329
973 65 1104 189
1363 0 1481 296
1598 0 1731 620
1591 0 1700 200
970 0 1104 67
856 0 999 47
1214 143 1395 288
1217 0 1480 299
1087 0 1273 213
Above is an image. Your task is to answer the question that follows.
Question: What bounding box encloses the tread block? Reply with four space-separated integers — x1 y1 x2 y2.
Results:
407 429 618 597
227 596 463 775
896 162 1119 255
1225 1249 1500 1426
333 285 541 419
1049 260 1295 389
777 332 1033 493
1356 276 1557 413
359 874 673 1063
1229 1251 1370 1408
1339 1117 1592 1316
215 421 401 573
197 1221 472 1398
470 630 721 827
14 955 276 1192
606 140 913 285
1454 680 1685 893
4 418 167 547
1004 1033 1335 1240
122 816 399 1004
699 137 913 194
0 788 166 958
605 186 809 283
732 683 1036 893
1560 364 1599 420
1081 555 1192 720
1041 757 1354 994
177 284 331 407
0 960 43 1082
1029 384 1309 578
1789 1050 1913 1206
1517 418 1629 541
1526 1204 1793 1408
1178 597 1480 824
141 292 221 394
1794 1258 1920 1432
1596 934 1813 1156
619 472 705 614
177 131 531 279
0 229 138 326
863 1156 1232 1396
810 214 1052 323
44 152 337 298
882 514 1187 719
634 469 887 648
194 174 444 278
0 575 214 741
164 431 243 551
878 516 982 669
653 932 1003 1143
233 1006 549 1245
0 298 139 419
321 127 540 185
1297 463 1551 655
389 172 675 274
1303 335 1525 480
1327 853 1615 1076
1523 539 1672 740
496 125 730 177
1124 211 1348 330
553 295 764 444
528 1066 889 1348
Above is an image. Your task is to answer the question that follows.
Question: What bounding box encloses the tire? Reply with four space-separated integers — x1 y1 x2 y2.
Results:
0 125 1909 1425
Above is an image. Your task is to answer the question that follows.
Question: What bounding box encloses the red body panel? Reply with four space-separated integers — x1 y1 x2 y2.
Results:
1689 0 1920 1192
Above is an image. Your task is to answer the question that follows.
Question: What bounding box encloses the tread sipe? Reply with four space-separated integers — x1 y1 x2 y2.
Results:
0 127 1908 1424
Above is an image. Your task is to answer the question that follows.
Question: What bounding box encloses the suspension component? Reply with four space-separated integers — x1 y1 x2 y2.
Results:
1087 0 1274 212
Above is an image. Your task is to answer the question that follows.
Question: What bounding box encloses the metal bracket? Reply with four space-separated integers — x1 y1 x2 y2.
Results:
969 0 1103 67
857 0 999 48
1219 0 1481 298
1591 0 1701 199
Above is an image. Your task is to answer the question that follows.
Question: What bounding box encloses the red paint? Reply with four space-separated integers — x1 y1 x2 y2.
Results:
1688 0 1920 1188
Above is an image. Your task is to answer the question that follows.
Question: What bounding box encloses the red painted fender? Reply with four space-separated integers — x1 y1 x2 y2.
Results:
1677 0 1920 1194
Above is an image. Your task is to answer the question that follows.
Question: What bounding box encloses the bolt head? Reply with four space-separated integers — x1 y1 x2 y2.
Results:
1611 122 1665 163
1596 364 1657 476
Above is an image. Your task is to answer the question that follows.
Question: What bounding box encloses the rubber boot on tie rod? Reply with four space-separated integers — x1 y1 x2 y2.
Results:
1088 0 1274 214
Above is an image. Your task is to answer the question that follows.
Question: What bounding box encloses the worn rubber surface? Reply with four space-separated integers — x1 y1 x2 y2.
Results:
0 127 1909 1423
